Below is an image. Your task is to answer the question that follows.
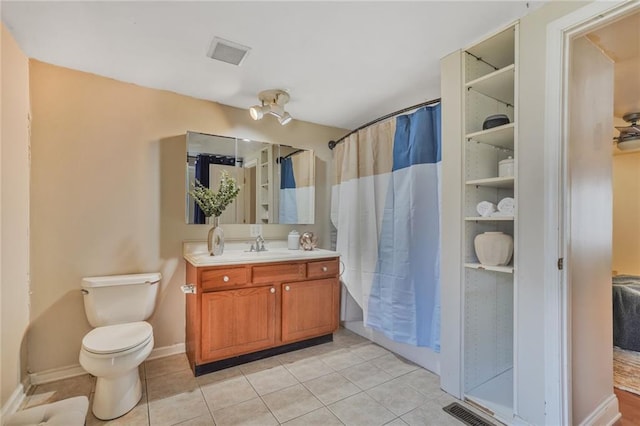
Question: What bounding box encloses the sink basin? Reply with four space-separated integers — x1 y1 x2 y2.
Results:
186 249 297 265
235 250 296 258
183 242 340 267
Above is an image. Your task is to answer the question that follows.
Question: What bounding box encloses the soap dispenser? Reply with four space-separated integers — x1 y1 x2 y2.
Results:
288 230 300 250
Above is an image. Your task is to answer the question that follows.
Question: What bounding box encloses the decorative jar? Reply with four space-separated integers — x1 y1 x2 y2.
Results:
288 230 300 250
498 156 514 177
207 216 224 256
474 231 513 266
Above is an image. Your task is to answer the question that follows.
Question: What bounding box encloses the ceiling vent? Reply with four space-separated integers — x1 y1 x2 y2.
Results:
207 37 251 66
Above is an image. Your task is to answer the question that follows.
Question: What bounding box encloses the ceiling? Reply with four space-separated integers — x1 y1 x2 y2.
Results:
587 11 640 120
1 1 543 130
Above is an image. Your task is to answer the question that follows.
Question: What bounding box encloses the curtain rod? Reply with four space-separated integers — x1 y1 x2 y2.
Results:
276 148 305 164
328 97 441 150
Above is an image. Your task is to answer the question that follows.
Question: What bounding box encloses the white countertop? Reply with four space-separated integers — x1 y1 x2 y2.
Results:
183 241 340 267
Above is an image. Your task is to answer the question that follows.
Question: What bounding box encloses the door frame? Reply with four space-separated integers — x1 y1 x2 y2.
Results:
544 1 640 424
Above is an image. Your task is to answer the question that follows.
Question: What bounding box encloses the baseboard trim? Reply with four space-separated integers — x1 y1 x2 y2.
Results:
29 364 86 386
29 343 187 385
578 393 621 426
0 383 27 421
147 343 185 361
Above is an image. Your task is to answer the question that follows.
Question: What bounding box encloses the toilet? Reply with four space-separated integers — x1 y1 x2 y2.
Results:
79 272 161 420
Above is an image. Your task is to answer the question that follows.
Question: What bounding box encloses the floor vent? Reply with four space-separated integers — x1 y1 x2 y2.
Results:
442 403 495 426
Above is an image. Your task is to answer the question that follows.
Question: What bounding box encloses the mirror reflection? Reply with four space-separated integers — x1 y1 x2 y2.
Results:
186 131 315 225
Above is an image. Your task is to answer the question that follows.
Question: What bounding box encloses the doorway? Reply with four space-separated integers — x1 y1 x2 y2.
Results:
585 11 640 424
546 2 640 424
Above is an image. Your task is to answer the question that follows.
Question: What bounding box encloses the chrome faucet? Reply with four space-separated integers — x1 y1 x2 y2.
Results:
255 235 267 252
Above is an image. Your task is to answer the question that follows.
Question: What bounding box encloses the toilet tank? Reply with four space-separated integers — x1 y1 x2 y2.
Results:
81 272 161 327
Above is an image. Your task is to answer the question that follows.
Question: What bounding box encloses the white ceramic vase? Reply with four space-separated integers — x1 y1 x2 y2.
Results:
474 231 513 266
207 216 224 256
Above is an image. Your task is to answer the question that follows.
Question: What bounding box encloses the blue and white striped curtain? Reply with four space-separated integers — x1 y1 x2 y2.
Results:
280 151 315 224
279 157 298 223
331 104 441 350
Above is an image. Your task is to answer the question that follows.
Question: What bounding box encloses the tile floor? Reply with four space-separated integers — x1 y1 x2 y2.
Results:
20 328 494 426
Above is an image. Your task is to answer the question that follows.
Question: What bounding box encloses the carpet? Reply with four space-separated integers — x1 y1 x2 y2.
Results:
614 346 640 396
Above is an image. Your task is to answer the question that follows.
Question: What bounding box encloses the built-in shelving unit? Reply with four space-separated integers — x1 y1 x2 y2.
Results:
257 146 274 224
462 23 518 423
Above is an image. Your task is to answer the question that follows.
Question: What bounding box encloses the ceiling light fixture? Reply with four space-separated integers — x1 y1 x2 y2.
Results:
615 112 640 152
249 89 293 125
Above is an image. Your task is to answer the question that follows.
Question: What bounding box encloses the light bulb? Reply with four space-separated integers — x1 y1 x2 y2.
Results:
249 105 265 120
617 136 640 152
278 112 292 125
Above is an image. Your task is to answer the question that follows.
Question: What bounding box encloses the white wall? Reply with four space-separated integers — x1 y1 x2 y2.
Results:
0 23 31 412
28 60 346 375
612 151 640 276
439 49 463 397
517 2 587 424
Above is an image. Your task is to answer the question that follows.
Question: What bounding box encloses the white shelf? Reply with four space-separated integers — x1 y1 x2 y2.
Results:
465 27 515 72
466 64 515 105
465 263 514 274
466 176 514 188
466 368 514 422
466 123 514 150
465 216 514 221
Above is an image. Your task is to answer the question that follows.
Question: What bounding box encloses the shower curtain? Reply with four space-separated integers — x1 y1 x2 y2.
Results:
279 157 298 223
279 150 315 224
331 104 441 350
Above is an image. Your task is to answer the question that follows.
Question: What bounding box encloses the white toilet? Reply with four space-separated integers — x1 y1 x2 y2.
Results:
79 272 161 420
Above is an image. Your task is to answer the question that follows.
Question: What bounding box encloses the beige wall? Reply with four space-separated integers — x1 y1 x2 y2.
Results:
28 60 345 373
569 35 615 425
613 152 640 275
0 24 31 409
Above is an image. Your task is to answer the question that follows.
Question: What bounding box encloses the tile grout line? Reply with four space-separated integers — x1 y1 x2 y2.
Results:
194 384 216 426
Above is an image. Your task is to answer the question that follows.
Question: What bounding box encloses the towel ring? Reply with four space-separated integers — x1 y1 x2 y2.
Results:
339 260 346 277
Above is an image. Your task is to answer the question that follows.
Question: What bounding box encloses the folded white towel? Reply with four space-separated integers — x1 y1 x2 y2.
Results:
476 201 497 217
498 197 515 214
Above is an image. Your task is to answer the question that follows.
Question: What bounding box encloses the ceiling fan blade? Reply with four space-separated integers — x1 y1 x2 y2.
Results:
615 125 640 133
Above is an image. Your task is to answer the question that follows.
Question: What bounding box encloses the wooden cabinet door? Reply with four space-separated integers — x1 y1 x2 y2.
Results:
281 278 339 343
201 286 276 362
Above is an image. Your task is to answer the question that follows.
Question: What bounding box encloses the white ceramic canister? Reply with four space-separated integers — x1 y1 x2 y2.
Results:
474 231 514 266
498 156 514 177
288 230 300 250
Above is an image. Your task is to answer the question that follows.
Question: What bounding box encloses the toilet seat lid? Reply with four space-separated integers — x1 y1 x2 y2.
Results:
82 321 152 354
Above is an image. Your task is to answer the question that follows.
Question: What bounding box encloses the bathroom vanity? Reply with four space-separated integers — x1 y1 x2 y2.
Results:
183 243 340 376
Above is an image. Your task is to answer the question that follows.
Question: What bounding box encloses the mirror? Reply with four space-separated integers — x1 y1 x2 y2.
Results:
186 131 315 225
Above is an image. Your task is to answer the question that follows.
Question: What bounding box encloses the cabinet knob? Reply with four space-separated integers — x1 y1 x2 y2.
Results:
223 276 229 282
270 287 275 294
322 266 328 272
285 285 290 291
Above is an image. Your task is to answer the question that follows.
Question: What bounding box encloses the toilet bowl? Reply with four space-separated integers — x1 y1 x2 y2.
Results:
79 321 153 420
79 273 160 420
